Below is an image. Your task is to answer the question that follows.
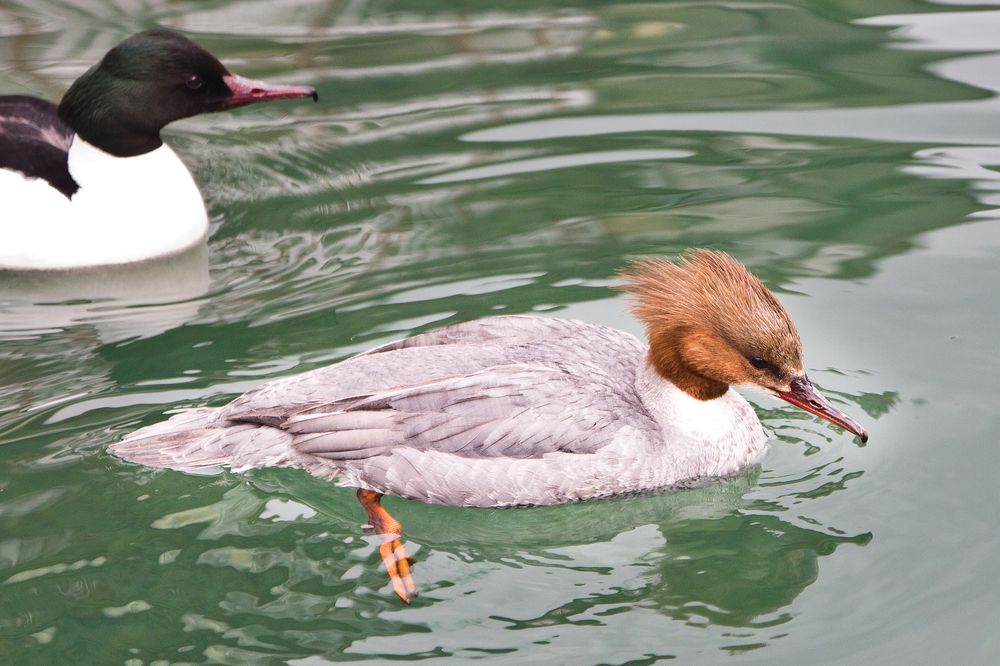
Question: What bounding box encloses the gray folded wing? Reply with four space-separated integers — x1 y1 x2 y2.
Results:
220 315 643 422
227 362 651 461
113 316 653 488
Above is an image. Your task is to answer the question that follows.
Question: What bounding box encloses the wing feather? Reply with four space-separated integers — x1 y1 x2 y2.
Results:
245 363 651 462
0 95 77 197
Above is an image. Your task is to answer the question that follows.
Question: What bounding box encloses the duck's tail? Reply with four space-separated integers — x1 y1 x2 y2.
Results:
111 408 297 473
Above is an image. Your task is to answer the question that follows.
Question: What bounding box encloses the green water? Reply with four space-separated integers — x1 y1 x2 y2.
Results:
2 1 1000 663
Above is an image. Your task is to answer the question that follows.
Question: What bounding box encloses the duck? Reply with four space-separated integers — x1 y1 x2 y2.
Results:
0 29 316 271
112 250 869 603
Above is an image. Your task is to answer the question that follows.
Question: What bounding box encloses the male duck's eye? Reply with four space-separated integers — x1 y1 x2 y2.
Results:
748 356 770 371
186 75 204 90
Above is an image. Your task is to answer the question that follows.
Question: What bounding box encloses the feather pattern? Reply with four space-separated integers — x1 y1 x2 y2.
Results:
112 315 769 506
618 250 802 372
0 96 77 197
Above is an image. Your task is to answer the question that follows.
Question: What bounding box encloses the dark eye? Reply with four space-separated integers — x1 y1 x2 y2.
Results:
748 356 770 371
186 75 204 91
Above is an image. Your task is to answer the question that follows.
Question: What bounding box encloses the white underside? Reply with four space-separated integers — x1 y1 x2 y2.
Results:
0 137 209 270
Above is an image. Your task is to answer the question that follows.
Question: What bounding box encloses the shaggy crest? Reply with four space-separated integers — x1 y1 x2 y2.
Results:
618 250 803 388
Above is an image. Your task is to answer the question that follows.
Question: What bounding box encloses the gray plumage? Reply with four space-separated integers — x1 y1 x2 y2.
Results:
112 315 768 506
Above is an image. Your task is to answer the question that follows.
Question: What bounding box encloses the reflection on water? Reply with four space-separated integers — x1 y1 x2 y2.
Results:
0 468 871 661
0 244 210 342
2 0 999 662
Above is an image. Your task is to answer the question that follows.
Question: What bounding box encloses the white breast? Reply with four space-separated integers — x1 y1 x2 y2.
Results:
0 137 208 270
634 361 769 482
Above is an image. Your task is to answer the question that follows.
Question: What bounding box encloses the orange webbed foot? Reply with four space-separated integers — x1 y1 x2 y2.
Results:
379 537 417 603
357 489 418 603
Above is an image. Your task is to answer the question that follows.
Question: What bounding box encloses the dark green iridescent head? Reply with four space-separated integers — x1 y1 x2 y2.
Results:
58 29 317 157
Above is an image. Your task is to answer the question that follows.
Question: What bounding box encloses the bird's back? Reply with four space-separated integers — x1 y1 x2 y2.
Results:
113 316 669 506
0 95 77 197
224 315 645 420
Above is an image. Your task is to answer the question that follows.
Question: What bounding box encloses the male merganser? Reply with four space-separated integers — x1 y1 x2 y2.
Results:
0 29 316 270
113 250 868 602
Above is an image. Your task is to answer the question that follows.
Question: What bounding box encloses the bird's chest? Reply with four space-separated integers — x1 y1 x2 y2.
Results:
636 368 769 483
59 139 208 267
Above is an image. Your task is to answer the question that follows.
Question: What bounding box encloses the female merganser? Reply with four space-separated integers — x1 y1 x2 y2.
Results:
113 250 868 602
0 29 316 270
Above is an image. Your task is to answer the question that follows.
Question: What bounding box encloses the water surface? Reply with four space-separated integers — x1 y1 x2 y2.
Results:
2 1 999 663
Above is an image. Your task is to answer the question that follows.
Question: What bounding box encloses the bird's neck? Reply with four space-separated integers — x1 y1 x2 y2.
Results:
67 136 187 192
647 326 729 401
635 359 768 475
58 73 163 157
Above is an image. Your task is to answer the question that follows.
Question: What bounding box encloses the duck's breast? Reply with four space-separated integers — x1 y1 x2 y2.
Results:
1 138 208 269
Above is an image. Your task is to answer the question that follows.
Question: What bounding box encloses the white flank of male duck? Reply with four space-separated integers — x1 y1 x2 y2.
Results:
0 29 316 270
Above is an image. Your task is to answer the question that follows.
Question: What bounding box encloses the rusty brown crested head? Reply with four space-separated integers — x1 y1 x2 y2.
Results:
618 249 868 442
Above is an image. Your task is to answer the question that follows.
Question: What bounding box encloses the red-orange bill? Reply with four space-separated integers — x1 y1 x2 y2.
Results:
221 73 317 108
776 376 869 443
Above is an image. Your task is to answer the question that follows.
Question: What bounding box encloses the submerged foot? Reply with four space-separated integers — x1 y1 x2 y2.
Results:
379 537 417 603
357 488 418 603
